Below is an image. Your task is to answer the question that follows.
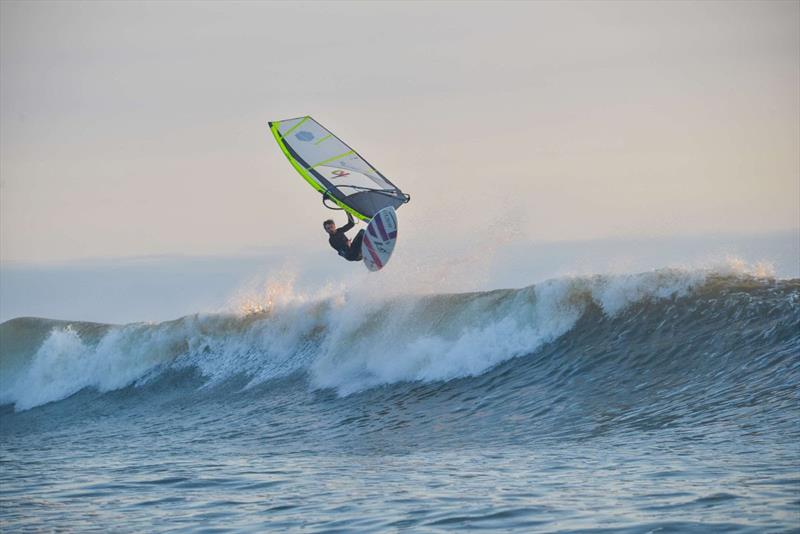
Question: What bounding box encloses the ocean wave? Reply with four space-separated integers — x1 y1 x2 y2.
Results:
1 267 797 412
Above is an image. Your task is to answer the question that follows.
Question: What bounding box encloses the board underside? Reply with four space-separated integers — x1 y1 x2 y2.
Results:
362 206 398 271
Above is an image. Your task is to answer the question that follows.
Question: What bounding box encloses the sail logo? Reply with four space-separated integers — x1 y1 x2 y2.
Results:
295 131 315 142
331 169 350 178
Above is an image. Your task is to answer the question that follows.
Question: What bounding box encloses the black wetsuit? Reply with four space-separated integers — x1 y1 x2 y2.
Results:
328 215 364 261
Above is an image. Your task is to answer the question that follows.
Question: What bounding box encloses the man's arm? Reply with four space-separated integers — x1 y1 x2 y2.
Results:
339 212 355 233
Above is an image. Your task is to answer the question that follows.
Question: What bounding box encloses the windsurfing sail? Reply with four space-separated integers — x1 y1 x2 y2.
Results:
268 116 410 221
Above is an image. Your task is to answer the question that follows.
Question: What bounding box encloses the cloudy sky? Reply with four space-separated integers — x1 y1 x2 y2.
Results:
1 0 798 266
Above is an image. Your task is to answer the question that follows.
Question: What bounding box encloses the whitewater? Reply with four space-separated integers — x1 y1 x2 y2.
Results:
1 267 798 532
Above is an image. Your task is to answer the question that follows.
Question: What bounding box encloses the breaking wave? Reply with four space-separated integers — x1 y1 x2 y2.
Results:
1 267 798 416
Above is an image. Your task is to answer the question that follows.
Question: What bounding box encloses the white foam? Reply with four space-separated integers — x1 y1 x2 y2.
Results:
5 322 184 410
309 268 709 395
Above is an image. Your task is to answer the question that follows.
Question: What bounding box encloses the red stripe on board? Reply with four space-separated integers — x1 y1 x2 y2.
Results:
363 235 383 269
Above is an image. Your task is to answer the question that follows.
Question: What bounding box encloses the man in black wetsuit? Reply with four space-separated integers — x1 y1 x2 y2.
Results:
324 212 365 262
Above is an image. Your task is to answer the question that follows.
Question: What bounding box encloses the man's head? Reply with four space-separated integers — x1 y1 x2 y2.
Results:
323 219 336 235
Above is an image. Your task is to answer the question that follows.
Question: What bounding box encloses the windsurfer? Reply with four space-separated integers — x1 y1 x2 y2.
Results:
324 212 364 261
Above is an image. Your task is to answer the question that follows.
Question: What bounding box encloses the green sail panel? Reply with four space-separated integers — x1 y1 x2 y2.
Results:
269 116 409 220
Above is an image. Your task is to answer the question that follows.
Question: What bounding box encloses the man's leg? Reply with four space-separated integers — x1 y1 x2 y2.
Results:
346 230 365 261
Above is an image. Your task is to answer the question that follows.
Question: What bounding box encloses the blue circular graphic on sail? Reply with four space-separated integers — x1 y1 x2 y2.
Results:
295 131 315 142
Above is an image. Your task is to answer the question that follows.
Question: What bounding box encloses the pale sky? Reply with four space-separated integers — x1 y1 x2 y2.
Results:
1 0 798 264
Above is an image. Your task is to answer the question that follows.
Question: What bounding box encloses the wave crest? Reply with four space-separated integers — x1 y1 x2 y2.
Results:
0 268 795 411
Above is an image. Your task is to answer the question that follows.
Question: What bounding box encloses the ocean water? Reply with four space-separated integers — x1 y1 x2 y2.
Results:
1 269 798 532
